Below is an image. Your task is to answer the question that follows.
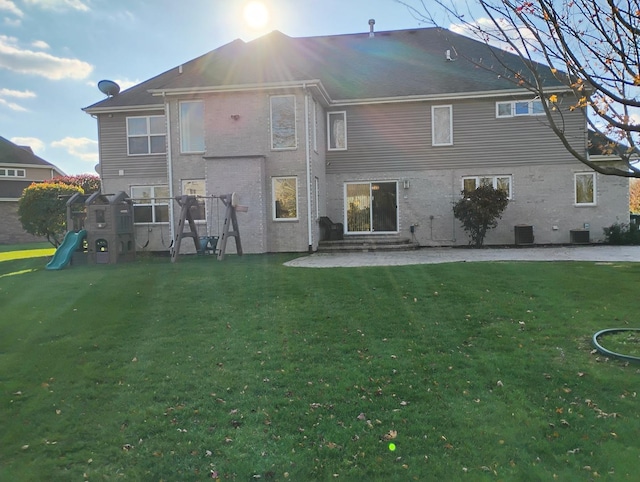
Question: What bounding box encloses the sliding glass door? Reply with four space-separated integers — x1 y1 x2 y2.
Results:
345 182 397 234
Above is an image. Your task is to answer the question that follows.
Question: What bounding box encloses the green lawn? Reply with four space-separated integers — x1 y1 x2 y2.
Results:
1 252 638 481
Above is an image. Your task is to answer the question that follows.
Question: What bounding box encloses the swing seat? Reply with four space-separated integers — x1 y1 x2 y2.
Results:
198 236 219 255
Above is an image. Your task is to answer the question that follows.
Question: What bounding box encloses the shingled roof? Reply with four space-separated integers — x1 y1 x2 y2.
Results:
84 27 565 112
0 135 62 170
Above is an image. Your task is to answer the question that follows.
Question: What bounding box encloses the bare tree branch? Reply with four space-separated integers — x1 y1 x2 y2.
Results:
397 0 640 177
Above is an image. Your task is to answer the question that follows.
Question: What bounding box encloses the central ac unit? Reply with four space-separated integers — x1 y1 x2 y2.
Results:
514 225 534 245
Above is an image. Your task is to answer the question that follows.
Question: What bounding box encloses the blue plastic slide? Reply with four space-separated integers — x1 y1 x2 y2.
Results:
46 229 87 271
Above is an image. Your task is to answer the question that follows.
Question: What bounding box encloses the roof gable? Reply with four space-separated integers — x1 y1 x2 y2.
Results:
0 136 63 172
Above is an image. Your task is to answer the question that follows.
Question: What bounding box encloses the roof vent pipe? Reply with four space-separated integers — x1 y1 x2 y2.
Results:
369 19 375 37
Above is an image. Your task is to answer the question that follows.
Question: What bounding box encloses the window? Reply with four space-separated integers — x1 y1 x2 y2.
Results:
130 185 170 223
127 116 166 155
496 100 544 118
432 105 452 146
462 175 513 199
575 172 596 205
328 111 347 150
270 95 296 149
273 177 298 220
182 179 206 221
0 168 26 177
180 101 205 153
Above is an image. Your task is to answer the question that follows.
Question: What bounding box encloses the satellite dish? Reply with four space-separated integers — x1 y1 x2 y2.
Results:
98 79 120 97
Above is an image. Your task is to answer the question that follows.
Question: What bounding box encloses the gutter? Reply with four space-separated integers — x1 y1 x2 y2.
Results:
329 86 572 107
304 86 313 252
83 104 164 115
148 80 332 106
164 95 175 249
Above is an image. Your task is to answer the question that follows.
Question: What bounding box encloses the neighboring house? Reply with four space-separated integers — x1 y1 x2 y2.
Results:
0 136 65 244
83 26 629 253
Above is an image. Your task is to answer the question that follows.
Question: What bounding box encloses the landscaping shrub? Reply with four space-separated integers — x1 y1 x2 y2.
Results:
603 222 640 244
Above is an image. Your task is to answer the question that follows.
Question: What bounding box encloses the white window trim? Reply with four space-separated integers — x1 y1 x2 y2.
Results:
496 100 545 118
126 115 166 156
270 95 297 150
461 175 513 200
272 176 299 221
130 185 170 224
179 100 205 154
574 172 597 206
432 105 453 146
327 111 347 151
0 168 26 178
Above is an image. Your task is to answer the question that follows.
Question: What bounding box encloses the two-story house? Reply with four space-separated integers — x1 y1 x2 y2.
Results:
0 136 65 244
83 26 629 253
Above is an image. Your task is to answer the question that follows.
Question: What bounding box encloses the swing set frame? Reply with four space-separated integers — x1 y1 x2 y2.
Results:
169 193 246 262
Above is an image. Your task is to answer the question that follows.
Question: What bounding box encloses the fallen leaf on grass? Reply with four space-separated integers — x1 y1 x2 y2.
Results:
382 430 398 441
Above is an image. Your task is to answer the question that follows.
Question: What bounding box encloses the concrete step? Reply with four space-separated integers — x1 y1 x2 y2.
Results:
318 236 419 253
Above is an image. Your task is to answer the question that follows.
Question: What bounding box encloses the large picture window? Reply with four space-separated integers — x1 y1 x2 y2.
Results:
270 95 297 149
328 111 347 150
180 101 205 153
273 177 298 220
127 116 166 155
575 172 596 205
130 185 170 223
432 105 453 146
462 175 513 199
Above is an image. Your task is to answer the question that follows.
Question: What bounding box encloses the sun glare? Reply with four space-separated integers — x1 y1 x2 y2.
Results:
243 1 270 30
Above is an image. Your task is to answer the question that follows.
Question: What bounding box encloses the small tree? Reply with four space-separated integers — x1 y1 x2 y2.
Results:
18 182 84 247
51 174 100 194
453 184 509 247
631 179 640 214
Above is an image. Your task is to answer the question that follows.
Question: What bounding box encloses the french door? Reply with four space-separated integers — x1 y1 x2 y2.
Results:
345 181 398 234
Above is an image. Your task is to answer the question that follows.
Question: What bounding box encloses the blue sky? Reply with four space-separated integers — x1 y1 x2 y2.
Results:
0 0 439 175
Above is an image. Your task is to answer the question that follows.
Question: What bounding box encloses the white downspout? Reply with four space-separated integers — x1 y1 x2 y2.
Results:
165 95 175 249
304 87 313 252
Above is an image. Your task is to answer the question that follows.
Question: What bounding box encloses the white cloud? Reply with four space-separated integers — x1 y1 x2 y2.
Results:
31 39 50 50
449 17 539 57
0 87 36 98
51 136 98 163
0 0 23 17
0 97 27 111
23 0 89 12
11 136 45 153
114 78 139 91
87 77 139 93
4 17 21 27
0 87 34 111
0 34 93 80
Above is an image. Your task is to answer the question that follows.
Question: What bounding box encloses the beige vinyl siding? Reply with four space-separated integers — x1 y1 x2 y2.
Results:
326 97 585 174
98 110 168 179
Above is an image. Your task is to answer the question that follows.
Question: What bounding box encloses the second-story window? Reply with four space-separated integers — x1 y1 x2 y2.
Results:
180 101 205 153
0 168 26 177
127 115 166 155
270 95 297 149
432 105 453 146
328 111 347 150
496 100 544 117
